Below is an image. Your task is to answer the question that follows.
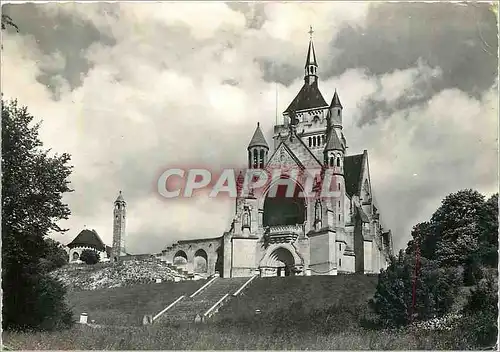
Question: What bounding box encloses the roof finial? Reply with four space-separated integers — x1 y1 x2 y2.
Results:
257 122 260 127
308 25 314 40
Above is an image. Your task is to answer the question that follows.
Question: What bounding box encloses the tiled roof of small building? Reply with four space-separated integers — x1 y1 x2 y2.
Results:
284 81 328 113
68 229 106 252
344 153 365 197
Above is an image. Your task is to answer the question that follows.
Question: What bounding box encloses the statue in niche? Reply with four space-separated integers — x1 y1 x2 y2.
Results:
314 199 322 230
242 208 250 230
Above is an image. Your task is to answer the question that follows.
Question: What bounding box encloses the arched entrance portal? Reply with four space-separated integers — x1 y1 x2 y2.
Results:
263 247 296 277
263 181 306 227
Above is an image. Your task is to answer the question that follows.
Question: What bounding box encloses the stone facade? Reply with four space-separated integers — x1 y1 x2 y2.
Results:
160 35 394 278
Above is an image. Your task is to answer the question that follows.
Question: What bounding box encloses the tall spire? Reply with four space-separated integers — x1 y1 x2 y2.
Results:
304 26 318 85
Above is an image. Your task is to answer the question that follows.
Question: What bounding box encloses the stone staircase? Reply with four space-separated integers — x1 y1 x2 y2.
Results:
156 277 251 323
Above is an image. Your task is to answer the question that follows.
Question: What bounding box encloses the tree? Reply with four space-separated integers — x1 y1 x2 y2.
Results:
2 100 73 330
1 14 18 32
39 238 69 273
80 249 100 265
369 250 460 328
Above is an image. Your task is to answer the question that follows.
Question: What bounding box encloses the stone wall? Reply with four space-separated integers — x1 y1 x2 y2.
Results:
161 237 222 277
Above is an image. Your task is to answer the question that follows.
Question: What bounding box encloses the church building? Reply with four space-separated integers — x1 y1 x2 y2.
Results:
160 31 394 277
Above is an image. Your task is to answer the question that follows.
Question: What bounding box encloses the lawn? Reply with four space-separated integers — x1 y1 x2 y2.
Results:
2 323 456 350
66 279 208 326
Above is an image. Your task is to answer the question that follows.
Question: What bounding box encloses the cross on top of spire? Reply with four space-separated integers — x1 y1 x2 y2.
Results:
308 25 314 39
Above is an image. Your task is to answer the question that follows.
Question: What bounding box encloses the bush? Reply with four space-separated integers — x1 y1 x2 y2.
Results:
2 273 73 331
80 250 100 265
368 251 461 328
457 270 498 348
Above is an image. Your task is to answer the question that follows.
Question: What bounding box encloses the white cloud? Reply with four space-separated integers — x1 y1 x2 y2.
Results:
2 3 497 254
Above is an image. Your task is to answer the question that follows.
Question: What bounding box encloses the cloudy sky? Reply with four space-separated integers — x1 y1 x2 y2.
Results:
2 2 498 253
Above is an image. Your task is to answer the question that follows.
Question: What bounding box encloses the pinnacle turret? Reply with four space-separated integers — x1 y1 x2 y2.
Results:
248 122 269 150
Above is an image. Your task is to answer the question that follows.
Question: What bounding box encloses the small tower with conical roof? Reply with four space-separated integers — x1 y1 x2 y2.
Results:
248 122 269 169
112 191 127 262
305 26 318 86
329 90 343 129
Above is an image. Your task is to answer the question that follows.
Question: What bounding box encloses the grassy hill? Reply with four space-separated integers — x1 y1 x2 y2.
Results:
67 279 209 326
65 274 379 327
217 274 379 321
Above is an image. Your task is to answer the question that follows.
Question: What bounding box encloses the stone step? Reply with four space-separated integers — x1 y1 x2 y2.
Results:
156 277 251 323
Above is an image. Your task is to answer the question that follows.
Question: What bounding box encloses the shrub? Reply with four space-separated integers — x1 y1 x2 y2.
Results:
80 250 100 265
2 273 73 331
368 251 460 328
457 270 498 348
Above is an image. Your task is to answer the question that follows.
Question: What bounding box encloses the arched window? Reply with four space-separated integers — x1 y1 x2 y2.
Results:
336 157 340 167
316 136 320 146
259 149 265 168
313 137 316 147
308 137 312 147
329 156 334 167
339 258 342 266
248 150 251 168
72 252 79 261
337 110 340 116
253 149 258 169
322 135 326 144
338 214 341 221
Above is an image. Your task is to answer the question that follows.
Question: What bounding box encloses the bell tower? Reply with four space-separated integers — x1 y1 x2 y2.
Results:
112 191 127 261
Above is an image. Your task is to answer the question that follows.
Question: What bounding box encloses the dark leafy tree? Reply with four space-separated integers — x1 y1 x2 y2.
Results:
80 249 100 265
369 250 460 328
2 100 73 331
39 238 69 273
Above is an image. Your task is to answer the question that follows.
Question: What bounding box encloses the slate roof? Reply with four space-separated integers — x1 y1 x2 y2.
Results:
330 90 343 109
324 128 344 152
284 81 328 113
305 40 317 67
344 153 365 197
68 229 106 251
248 123 269 149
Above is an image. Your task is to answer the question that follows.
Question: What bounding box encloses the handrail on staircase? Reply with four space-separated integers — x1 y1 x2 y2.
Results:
233 275 257 297
190 276 217 298
203 293 229 319
152 295 185 321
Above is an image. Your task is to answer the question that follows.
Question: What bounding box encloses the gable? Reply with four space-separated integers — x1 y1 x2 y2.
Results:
266 142 306 170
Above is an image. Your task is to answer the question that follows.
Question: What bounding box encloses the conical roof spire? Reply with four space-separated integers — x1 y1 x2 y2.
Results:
330 89 343 109
248 122 269 150
115 191 125 203
324 128 344 152
305 26 317 68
